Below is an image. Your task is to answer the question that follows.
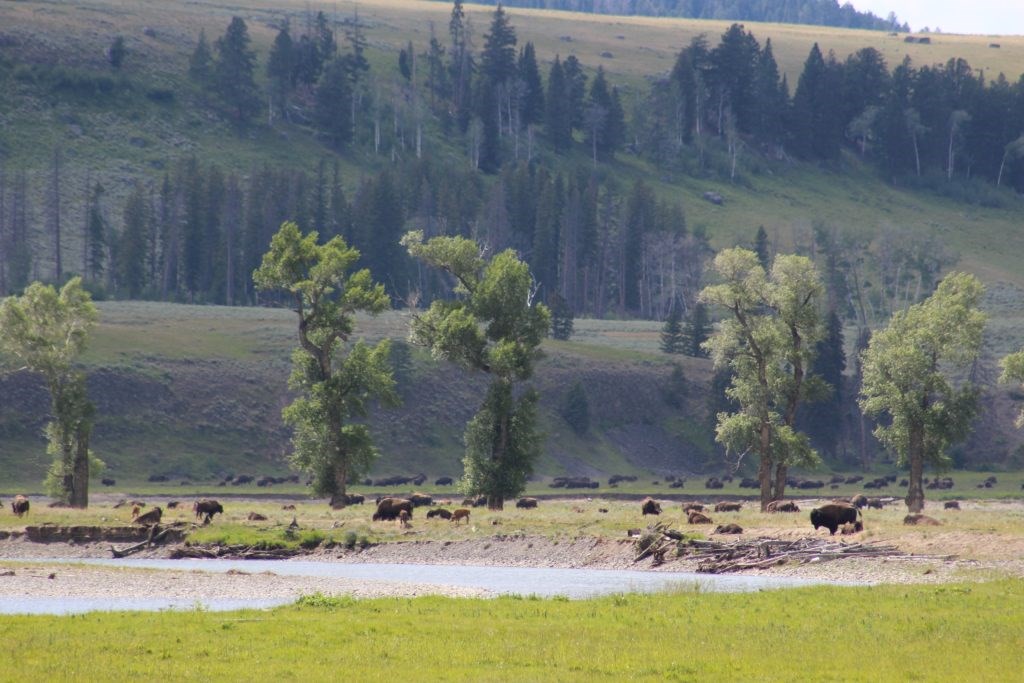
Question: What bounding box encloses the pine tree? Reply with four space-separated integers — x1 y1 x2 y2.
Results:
684 302 711 357
544 57 572 151
563 55 587 131
119 183 149 298
562 381 590 435
315 58 354 149
549 292 574 340
662 363 688 409
660 307 686 354
267 22 296 118
586 67 624 161
754 225 770 271
188 29 213 87
477 4 517 172
800 309 847 458
213 17 260 123
85 183 106 283
108 36 127 70
517 42 544 127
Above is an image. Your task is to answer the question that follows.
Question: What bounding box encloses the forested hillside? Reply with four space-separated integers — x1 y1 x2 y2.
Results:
1 0 1023 483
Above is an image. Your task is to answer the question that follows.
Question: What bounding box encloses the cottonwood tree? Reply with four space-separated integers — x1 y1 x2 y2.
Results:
0 278 100 507
253 222 397 508
403 230 550 509
1001 349 1024 428
699 248 825 511
859 273 986 512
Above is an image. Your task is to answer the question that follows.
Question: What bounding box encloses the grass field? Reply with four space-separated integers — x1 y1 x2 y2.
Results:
1 579 1021 680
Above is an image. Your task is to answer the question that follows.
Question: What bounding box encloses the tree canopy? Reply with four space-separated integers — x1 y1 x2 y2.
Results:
859 272 986 512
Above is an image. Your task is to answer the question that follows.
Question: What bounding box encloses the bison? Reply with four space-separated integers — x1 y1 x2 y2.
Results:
435 476 454 486
766 500 800 513
451 508 471 525
166 501 180 509
641 498 662 516
516 497 538 509
713 523 743 534
247 512 268 521
193 499 224 524
944 501 961 510
11 495 29 517
426 508 453 520
810 503 861 536
687 511 713 524
904 514 942 526
133 506 163 525
850 494 868 509
101 478 116 487
682 502 704 514
398 509 411 528
373 497 414 522
714 502 742 513
408 493 433 507
866 498 884 510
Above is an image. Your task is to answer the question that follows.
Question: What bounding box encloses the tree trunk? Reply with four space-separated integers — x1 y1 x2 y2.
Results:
487 494 504 510
758 421 773 512
771 462 788 503
906 426 925 513
70 425 90 508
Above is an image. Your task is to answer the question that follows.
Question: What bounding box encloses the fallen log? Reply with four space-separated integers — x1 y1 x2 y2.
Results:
110 524 182 558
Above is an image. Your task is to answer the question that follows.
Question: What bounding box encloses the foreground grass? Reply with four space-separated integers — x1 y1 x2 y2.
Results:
1 581 1020 680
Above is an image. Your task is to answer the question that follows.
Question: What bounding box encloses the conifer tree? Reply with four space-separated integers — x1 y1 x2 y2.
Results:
660 307 686 354
189 29 213 87
562 381 590 435
549 292 574 340
517 42 544 127
685 302 712 358
213 17 260 123
563 55 587 131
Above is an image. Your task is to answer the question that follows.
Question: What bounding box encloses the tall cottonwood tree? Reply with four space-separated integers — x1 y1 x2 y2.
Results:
0 278 99 507
860 273 986 512
403 230 550 509
253 222 397 507
700 248 824 510
1000 349 1024 428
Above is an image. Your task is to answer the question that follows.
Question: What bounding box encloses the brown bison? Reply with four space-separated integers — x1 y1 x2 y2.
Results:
850 494 868 509
516 497 538 509
247 512 268 521
451 508 471 525
766 500 800 513
944 501 961 510
166 501 180 509
373 497 414 522
714 502 742 513
11 495 29 517
398 509 411 528
193 499 224 524
904 514 942 526
866 498 884 510
426 508 453 520
641 498 662 516
688 511 713 524
810 503 860 536
713 523 743 534
408 493 433 507
133 506 163 525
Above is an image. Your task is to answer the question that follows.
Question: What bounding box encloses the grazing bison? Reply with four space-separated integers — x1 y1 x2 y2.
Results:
704 477 724 490
408 493 433 508
247 512 267 521
641 498 662 516
373 497 414 522
682 502 704 514
193 499 224 524
166 501 180 509
713 523 743 534
766 500 800 513
714 502 742 513
282 504 296 510
866 498 884 510
133 506 163 525
435 476 454 486
810 503 860 536
516 497 538 509
461 495 487 508
687 511 713 525
451 509 471 525
101 478 116 487
850 494 868 509
11 495 30 517
426 508 453 520
904 514 942 526
944 501 961 510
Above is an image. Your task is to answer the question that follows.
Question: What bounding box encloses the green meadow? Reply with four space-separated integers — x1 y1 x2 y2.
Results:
1 580 1020 681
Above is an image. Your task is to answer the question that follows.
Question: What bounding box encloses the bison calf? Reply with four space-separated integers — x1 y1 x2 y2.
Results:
944 501 960 510
904 514 942 526
133 506 163 526
451 509 471 525
714 502 742 513
687 511 713 524
713 523 743 534
766 500 800 513
516 497 538 509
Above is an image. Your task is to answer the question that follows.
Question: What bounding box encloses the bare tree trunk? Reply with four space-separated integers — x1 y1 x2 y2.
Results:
70 424 90 508
51 148 62 282
758 422 773 511
906 426 925 513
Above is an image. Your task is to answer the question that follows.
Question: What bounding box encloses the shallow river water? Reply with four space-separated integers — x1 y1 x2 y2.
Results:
0 558 837 614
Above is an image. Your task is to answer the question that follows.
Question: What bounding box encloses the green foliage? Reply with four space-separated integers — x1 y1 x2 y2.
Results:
659 307 685 354
683 302 711 358
1000 349 1024 428
662 363 688 410
548 292 574 341
404 231 550 507
213 17 260 123
860 272 986 511
699 248 824 506
561 381 590 434
0 278 99 506
254 222 397 502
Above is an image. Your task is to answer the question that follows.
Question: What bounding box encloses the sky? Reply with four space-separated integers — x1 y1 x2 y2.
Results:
853 0 1024 36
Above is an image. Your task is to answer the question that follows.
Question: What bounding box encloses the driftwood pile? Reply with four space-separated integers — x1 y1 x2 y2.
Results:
109 523 188 558
168 544 299 560
633 523 932 573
